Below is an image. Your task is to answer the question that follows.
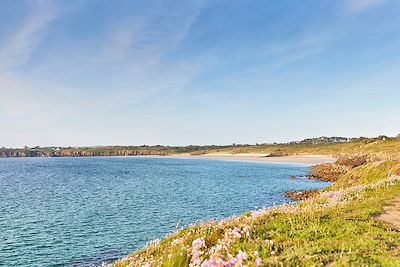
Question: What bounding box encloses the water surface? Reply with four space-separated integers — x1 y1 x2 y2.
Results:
0 157 330 266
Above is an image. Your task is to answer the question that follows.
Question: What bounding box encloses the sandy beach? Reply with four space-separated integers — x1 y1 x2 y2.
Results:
165 153 336 165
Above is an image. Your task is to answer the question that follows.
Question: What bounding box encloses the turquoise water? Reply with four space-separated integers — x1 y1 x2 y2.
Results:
0 157 330 266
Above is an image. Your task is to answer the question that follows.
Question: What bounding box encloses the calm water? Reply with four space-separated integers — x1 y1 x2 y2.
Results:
0 157 330 267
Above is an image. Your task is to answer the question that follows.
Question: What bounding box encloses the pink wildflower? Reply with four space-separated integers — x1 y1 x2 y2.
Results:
236 251 247 264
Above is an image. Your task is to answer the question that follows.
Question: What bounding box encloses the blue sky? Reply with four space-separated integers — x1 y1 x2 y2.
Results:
0 0 399 147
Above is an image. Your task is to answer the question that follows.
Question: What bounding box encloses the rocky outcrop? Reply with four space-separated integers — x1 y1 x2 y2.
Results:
307 155 369 182
308 163 350 182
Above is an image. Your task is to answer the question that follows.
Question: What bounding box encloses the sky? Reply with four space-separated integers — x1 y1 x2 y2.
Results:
0 0 400 147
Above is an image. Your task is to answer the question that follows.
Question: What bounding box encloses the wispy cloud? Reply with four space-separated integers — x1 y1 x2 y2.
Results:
0 0 69 125
0 0 64 120
0 0 208 121
68 1 208 109
0 0 57 71
346 0 385 13
91 1 206 65
181 31 340 94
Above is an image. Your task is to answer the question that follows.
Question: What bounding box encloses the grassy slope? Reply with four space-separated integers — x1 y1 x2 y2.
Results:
332 161 400 190
112 141 400 267
204 139 400 160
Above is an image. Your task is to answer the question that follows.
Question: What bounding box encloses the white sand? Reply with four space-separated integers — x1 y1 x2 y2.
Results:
163 153 336 165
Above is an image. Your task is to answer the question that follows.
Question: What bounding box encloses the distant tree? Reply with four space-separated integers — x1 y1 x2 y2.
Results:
377 135 388 141
397 134 400 139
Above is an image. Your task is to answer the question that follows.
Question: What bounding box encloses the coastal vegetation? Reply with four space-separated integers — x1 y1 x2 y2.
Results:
1 135 400 159
0 145 228 158
206 138 400 161
108 137 400 267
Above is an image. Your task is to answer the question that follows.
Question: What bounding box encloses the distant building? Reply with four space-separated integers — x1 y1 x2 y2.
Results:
288 136 351 145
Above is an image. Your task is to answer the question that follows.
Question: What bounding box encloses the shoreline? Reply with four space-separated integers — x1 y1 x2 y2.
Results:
163 153 336 166
0 153 336 166
160 153 337 201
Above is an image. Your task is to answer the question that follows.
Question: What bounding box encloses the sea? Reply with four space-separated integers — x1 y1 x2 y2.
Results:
0 157 330 266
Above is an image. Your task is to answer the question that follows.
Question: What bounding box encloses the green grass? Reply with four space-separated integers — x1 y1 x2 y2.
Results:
331 161 400 190
241 185 400 266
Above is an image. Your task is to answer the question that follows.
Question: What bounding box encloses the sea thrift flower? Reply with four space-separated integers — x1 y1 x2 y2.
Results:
171 237 184 246
190 238 206 267
242 226 251 237
236 251 247 264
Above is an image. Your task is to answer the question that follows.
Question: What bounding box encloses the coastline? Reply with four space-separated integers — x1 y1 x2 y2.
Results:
0 153 336 166
111 157 400 267
163 153 336 166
